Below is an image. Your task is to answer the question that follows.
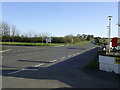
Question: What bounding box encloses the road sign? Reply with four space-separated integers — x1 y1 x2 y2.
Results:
114 57 120 64
45 37 51 43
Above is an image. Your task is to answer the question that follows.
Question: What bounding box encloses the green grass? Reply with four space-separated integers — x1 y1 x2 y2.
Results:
74 41 91 45
65 41 91 45
0 42 65 46
85 55 99 70
0 41 91 46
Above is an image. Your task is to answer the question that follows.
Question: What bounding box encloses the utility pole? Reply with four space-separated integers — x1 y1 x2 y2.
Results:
108 16 112 53
117 22 120 38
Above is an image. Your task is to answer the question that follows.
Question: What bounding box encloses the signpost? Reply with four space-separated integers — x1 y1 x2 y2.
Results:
45 37 51 43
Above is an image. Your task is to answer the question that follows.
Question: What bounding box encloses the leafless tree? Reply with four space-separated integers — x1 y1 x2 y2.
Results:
11 25 16 42
65 34 74 43
1 22 10 36
0 22 2 41
39 33 50 43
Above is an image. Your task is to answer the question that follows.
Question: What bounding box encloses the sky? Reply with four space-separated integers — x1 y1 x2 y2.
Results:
2 2 118 37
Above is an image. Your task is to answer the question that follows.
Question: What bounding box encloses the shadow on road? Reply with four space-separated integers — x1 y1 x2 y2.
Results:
18 60 52 63
2 47 119 88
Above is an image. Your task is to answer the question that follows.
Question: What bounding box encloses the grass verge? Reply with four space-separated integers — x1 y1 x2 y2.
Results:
65 41 91 46
0 42 65 46
74 41 91 45
85 54 99 70
0 41 91 46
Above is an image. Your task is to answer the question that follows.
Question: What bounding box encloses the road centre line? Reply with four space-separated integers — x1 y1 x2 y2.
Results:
49 60 57 62
13 50 24 52
17 52 40 56
34 63 44 67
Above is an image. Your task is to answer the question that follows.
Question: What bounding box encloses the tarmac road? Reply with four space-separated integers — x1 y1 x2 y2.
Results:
1 43 119 88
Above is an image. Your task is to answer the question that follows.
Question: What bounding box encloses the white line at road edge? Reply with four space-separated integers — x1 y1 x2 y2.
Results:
34 63 44 67
68 55 72 57
49 60 57 62
60 57 65 59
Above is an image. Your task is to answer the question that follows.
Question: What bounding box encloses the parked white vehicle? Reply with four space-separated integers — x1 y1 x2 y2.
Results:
102 42 120 51
110 42 120 51
116 42 120 50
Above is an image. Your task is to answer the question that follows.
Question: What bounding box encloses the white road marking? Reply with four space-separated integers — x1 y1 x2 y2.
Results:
68 55 72 58
49 60 57 63
73 53 77 56
8 69 25 75
13 50 25 52
17 52 40 56
8 63 45 75
34 63 44 67
0 49 11 52
60 57 66 59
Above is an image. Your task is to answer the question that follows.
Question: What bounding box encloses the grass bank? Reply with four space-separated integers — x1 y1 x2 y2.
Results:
0 41 91 46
